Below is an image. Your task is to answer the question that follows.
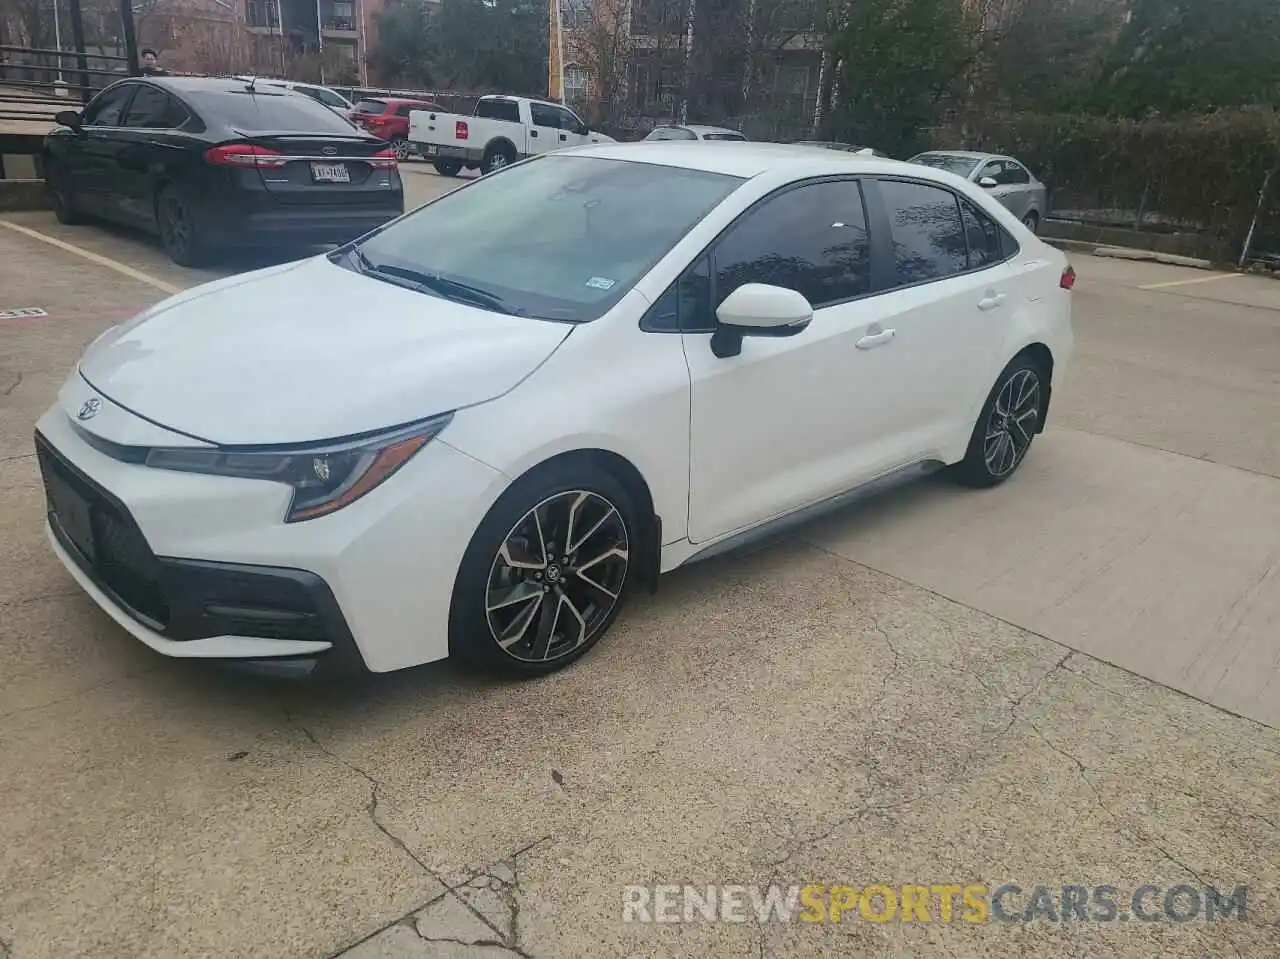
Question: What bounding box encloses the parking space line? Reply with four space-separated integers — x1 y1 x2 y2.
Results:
0 220 184 295
1138 272 1243 291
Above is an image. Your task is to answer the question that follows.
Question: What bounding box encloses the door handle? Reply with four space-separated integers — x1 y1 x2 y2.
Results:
559 133 567 141
530 130 538 137
855 329 896 350
978 293 1006 311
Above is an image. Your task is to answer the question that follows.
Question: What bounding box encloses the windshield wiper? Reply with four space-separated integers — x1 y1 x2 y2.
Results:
349 251 522 316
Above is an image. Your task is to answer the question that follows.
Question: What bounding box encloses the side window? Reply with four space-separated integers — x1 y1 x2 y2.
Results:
960 199 1003 269
83 84 134 126
977 161 1002 184
713 180 871 309
476 99 521 122
879 179 969 286
122 85 183 128
556 108 584 132
642 255 713 333
530 103 560 128
1002 161 1031 185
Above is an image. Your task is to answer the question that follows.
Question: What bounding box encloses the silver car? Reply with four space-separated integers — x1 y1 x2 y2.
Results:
908 151 1047 232
644 124 748 142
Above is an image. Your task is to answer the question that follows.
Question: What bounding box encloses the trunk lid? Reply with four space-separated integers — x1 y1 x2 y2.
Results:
233 131 395 205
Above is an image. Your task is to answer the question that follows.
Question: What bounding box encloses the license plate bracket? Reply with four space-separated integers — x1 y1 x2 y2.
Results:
310 162 351 183
423 144 438 156
47 473 95 562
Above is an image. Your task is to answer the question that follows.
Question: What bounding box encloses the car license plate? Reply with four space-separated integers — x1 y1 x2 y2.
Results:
311 162 350 183
46 471 95 561
423 144 438 156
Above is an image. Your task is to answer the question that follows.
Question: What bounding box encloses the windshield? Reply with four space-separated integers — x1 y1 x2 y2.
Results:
197 90 360 134
352 155 743 323
910 153 981 177
302 86 350 109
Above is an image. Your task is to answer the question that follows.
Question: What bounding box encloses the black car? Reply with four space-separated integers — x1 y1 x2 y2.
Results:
43 76 405 266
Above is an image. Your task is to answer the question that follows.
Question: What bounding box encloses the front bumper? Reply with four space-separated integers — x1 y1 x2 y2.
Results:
35 390 510 674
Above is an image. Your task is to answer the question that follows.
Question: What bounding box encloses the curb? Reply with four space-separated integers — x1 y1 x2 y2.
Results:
1042 237 1216 271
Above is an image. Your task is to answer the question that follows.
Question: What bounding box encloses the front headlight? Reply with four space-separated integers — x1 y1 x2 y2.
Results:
144 414 453 523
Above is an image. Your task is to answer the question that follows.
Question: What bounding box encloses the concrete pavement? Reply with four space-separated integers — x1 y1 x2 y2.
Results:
1 172 1278 958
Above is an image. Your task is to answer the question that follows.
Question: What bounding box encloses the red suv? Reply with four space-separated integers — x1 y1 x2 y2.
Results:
349 97 443 160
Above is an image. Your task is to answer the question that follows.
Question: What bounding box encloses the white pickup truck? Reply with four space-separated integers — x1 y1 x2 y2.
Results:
408 95 616 177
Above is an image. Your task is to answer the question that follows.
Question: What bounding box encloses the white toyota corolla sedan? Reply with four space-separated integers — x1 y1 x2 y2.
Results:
35 142 1074 678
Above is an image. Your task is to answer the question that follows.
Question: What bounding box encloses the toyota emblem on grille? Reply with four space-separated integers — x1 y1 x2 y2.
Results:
77 398 102 421
322 146 338 156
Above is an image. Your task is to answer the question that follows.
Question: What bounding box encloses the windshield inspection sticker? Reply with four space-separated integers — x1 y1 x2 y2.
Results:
586 277 617 290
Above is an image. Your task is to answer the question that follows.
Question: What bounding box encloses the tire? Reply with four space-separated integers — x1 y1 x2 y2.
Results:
1022 210 1040 233
49 169 83 225
391 137 412 161
449 462 638 677
156 183 210 267
480 142 515 175
433 158 463 177
950 354 1047 489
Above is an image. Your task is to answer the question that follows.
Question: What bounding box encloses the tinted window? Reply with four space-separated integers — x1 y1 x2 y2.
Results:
714 180 871 308
394 103 417 116
977 162 1002 183
122 85 185 128
354 155 741 323
880 180 968 285
477 99 521 123
529 102 560 128
703 132 746 141
643 255 713 333
306 87 349 109
351 98 386 114
554 107 583 131
646 126 697 141
191 90 360 133
83 84 134 126
961 199 1002 269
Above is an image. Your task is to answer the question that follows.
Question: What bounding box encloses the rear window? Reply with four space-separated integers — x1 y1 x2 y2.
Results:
351 98 387 114
703 132 746 141
910 153 981 178
645 127 697 141
194 90 361 133
476 99 521 123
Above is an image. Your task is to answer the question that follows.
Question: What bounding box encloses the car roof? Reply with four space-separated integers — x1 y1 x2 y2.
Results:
560 141 931 179
915 150 998 162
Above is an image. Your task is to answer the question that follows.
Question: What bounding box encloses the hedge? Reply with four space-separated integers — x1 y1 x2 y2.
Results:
944 110 1280 254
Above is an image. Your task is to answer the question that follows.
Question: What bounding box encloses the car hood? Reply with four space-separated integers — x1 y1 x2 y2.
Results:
78 256 573 445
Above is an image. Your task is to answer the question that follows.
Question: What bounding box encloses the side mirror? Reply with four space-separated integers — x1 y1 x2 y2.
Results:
55 110 83 130
978 176 998 188
711 284 813 359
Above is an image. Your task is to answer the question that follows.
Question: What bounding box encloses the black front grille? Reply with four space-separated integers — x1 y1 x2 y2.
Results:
37 435 169 626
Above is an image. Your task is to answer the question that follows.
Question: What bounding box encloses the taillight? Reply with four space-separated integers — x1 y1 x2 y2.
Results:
204 143 287 168
1060 264 1077 290
369 148 398 170
456 120 468 140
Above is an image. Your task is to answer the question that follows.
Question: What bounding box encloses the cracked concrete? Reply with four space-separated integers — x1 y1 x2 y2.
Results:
2 187 1279 959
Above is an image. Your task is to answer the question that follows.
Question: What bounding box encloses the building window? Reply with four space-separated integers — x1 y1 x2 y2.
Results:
560 0 589 30
246 0 279 27
564 63 588 103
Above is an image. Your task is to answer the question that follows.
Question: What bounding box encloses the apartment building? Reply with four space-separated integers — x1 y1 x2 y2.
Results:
242 0 388 83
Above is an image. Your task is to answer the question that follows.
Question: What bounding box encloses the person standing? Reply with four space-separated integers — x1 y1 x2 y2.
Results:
138 49 168 76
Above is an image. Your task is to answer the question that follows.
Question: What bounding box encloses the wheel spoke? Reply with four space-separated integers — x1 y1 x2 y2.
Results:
556 590 588 652
571 568 619 605
575 545 628 575
1011 408 1038 446
568 505 617 556
496 593 541 648
530 592 561 660
562 492 590 556
487 581 542 613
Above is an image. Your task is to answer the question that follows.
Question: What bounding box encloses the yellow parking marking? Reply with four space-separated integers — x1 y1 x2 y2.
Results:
1139 272 1243 291
0 219 183 295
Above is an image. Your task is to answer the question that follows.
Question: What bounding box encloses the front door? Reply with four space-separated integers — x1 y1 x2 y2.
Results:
70 83 136 214
527 102 563 156
683 177 894 544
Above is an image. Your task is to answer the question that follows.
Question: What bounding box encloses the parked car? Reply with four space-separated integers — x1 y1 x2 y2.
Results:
908 151 1047 232
35 143 1074 679
349 96 444 159
792 140 889 157
260 79 355 116
408 95 615 176
645 124 747 142
43 76 404 266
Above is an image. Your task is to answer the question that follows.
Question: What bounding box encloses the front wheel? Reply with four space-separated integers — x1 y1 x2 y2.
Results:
49 168 83 224
450 465 636 677
951 355 1046 488
1022 210 1040 233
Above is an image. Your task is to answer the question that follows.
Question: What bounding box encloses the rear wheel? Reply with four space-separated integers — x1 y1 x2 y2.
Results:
450 464 636 677
157 183 210 267
1022 210 1040 233
391 137 412 161
951 355 1047 488
433 158 463 177
480 143 515 175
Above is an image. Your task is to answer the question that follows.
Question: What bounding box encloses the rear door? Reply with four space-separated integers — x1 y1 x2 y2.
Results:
203 89 396 207
474 97 528 153
114 83 193 226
